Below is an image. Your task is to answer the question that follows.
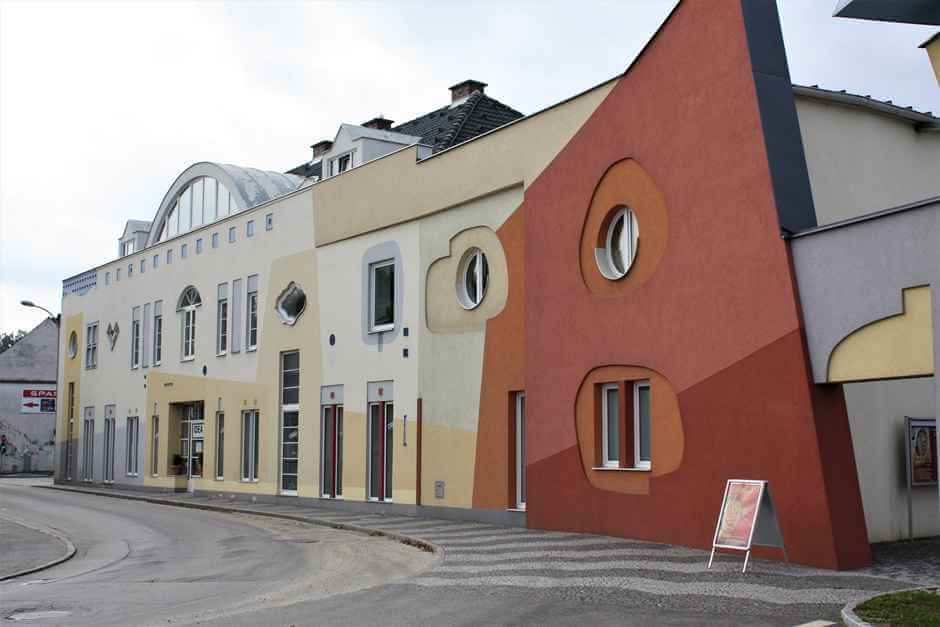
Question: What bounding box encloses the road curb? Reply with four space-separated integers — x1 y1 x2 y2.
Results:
840 586 936 627
43 485 443 561
0 513 77 582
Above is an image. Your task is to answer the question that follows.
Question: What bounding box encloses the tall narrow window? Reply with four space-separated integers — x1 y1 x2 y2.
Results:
215 412 224 480
601 383 620 468
280 351 299 495
634 381 652 470
65 382 75 480
82 407 95 482
85 322 98 369
246 220 255 238
131 307 141 369
153 301 163 365
369 260 395 332
246 275 258 350
126 416 139 476
241 410 259 482
103 406 115 483
515 392 526 510
151 415 160 476
177 286 202 361
216 283 228 355
321 402 343 498
367 395 393 502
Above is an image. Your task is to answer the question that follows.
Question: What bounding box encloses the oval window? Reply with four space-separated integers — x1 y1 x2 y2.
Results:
68 331 78 359
598 207 639 280
457 248 489 309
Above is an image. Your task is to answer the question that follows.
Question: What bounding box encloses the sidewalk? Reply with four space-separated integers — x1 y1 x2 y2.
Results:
0 515 74 580
47 484 931 625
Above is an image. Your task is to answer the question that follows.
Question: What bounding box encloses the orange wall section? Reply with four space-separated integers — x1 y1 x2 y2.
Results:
519 0 869 569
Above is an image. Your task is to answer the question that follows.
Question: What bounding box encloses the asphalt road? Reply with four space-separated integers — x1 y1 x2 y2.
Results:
0 479 432 626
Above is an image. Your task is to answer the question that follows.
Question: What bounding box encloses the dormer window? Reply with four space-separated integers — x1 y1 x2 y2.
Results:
121 240 136 256
329 152 353 176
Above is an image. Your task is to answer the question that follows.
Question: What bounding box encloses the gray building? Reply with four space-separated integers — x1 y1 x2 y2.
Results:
0 318 59 473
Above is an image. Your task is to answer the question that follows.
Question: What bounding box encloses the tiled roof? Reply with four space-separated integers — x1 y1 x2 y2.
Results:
393 91 523 153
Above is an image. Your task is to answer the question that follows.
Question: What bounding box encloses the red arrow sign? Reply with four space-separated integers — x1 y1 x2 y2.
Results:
22 401 39 408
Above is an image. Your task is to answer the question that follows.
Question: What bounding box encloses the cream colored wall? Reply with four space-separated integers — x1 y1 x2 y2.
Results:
796 96 940 225
57 314 83 480
829 286 934 383
316 221 420 504
417 187 520 508
57 188 316 493
313 79 616 246
843 377 939 541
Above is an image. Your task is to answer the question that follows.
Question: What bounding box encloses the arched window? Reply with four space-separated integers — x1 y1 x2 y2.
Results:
158 177 236 242
177 286 202 360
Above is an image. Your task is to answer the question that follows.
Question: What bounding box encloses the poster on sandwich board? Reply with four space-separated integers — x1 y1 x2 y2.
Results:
708 479 787 573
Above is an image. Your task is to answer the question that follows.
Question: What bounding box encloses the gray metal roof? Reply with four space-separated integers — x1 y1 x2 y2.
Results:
793 84 940 131
834 0 940 26
147 162 302 246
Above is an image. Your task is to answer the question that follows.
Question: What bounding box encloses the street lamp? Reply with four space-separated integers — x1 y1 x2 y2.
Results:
20 300 57 320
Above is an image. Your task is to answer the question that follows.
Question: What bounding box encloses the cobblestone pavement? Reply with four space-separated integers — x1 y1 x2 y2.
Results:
49 485 936 625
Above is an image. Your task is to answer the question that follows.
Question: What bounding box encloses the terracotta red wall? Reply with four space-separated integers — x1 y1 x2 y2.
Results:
521 0 870 569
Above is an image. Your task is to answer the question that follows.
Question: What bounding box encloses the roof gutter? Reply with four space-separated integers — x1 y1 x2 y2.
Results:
793 85 940 132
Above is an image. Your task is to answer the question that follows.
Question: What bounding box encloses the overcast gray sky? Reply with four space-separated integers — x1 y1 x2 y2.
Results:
1 0 937 333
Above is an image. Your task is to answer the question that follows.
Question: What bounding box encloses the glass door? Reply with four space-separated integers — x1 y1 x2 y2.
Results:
280 410 299 495
321 405 343 498
367 401 393 501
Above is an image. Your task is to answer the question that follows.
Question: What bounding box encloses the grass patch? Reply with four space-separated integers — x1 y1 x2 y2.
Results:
854 589 940 627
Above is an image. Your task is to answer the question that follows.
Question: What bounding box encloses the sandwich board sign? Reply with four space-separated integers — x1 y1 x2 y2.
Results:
708 479 787 573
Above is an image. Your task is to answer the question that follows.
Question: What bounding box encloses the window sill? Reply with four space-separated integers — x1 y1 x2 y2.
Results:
215 476 224 481
216 352 227 358
368 325 395 335
125 473 138 477
239 479 259 483
152 362 161 367
181 357 195 363
592 466 652 473
506 507 526 512
246 347 257 353
320 495 344 500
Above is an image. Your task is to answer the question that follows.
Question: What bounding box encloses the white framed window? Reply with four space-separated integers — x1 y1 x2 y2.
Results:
211 232 219 249
126 416 139 476
246 275 258 350
633 381 651 470
81 406 95 482
140 259 145 274
228 226 236 243
265 213 273 231
601 383 620 468
216 283 228 355
215 412 224 480
152 301 163 366
130 307 141 369
280 351 300 495
241 409 259 482
105 271 111 286
181 243 188 259
246 220 255 238
177 286 202 361
68 331 78 359
329 152 353 176
121 240 135 256
275 282 306 326
597 206 639 280
85 322 98 369
128 263 133 277
457 247 489 309
103 408 115 483
368 259 395 333
196 238 203 254
116 267 122 282
153 254 159 269
166 248 173 265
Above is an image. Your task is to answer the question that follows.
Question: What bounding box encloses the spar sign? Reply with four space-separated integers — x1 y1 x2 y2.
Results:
21 389 56 414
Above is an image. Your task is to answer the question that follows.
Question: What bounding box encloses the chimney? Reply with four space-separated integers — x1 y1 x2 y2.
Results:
311 140 333 159
362 116 394 131
449 79 487 103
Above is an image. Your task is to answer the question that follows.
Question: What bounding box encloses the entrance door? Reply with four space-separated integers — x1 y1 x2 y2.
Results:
515 392 526 510
280 409 299 495
179 402 204 492
367 401 393 501
321 405 343 498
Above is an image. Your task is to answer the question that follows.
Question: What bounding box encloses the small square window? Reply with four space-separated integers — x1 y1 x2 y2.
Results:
167 249 173 264
212 232 219 248
128 263 133 277
181 243 188 259
153 254 159 269
246 220 255 238
228 226 236 243
265 213 273 231
196 238 203 254
140 259 145 274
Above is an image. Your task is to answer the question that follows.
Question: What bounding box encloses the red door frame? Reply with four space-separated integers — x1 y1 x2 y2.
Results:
322 404 342 498
368 400 393 501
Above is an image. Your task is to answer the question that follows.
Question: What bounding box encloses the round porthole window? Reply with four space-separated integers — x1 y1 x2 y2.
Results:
68 331 78 359
457 248 489 310
597 206 639 280
275 281 307 326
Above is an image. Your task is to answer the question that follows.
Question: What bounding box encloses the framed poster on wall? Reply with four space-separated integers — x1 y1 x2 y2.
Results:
908 417 937 487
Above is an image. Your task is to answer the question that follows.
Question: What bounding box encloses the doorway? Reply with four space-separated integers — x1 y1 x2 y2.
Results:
367 400 393 501
321 404 343 498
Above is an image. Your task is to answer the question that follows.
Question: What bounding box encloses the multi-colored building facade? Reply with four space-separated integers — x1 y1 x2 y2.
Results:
55 0 939 570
